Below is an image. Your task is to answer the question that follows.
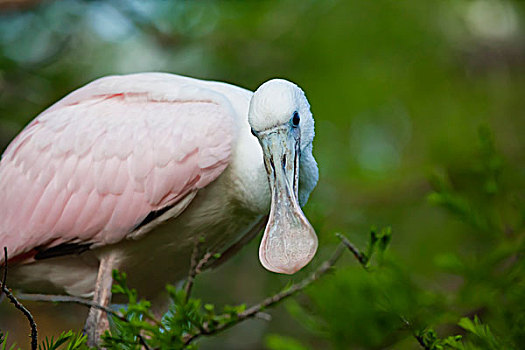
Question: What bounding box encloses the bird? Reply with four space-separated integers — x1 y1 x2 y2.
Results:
0 72 319 344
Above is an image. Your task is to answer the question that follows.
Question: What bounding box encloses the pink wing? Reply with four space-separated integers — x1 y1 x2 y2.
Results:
0 74 235 263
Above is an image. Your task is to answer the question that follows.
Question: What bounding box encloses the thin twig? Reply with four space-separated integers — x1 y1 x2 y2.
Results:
414 333 430 350
16 293 126 321
336 233 368 266
1 247 38 350
17 293 162 326
185 249 213 302
18 292 163 327
184 239 201 301
0 248 7 299
183 243 347 345
400 316 431 350
195 253 213 276
136 332 152 350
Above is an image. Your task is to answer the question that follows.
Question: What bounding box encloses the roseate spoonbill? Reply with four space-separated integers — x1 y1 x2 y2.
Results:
0 73 318 342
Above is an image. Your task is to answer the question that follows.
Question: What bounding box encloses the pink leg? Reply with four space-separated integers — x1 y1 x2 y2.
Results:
85 253 117 347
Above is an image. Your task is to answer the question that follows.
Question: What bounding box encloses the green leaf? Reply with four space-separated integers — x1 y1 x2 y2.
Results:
38 331 87 350
0 333 18 350
378 226 392 252
457 316 505 349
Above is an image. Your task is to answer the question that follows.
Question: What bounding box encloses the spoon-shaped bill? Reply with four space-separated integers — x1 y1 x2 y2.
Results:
257 126 318 274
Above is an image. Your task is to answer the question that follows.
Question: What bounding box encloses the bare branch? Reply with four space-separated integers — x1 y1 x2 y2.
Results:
17 293 125 321
1 247 38 350
0 248 7 299
185 246 213 302
138 334 152 350
336 232 368 266
184 238 201 301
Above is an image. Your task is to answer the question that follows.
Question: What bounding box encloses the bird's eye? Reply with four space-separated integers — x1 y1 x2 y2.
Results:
291 112 300 127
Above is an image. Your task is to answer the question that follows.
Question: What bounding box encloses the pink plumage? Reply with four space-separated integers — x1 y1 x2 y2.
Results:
0 73 234 263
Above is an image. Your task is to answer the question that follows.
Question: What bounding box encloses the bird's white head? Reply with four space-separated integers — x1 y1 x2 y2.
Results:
249 79 319 275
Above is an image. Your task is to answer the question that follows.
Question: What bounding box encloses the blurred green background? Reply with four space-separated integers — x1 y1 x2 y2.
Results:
0 0 524 349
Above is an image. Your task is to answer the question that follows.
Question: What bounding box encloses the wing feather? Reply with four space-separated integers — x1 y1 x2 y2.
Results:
0 76 236 262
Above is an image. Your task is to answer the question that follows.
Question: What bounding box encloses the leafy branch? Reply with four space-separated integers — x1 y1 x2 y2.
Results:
101 231 378 349
3 229 392 349
183 242 348 346
411 316 509 350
